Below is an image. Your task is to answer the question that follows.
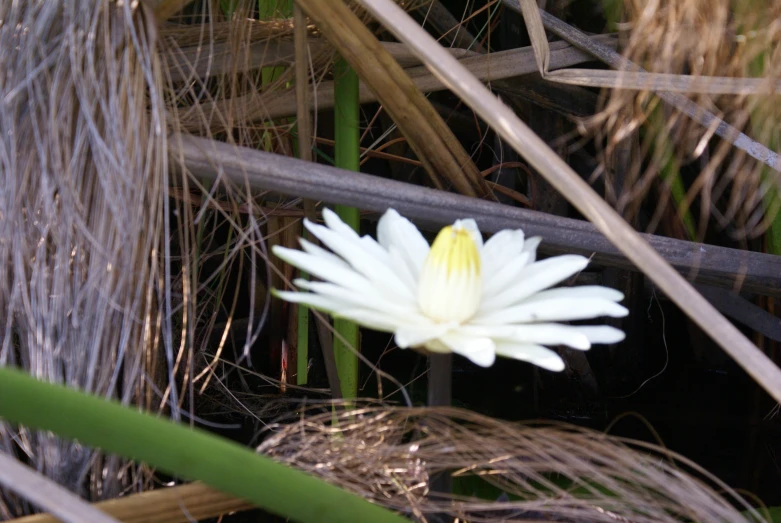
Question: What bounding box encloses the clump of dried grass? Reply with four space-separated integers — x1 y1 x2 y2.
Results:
0 0 178 516
259 403 767 522
591 0 781 239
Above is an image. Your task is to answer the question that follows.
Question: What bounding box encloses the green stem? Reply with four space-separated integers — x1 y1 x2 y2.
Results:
259 0 292 149
649 107 696 240
0 366 407 523
333 57 361 399
743 39 781 256
765 185 781 255
297 269 310 386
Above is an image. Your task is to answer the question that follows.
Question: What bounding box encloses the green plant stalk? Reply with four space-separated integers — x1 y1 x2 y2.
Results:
259 0 293 150
259 0 293 22
259 0 292 85
599 0 623 32
333 56 361 399
660 146 696 240
764 184 781 255
219 0 239 16
759 124 781 255
297 268 310 385
649 107 696 239
743 40 781 256
0 366 408 523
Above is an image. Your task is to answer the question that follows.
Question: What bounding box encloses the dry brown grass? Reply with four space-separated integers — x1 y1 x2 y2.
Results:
259 403 768 522
590 0 781 239
0 0 171 516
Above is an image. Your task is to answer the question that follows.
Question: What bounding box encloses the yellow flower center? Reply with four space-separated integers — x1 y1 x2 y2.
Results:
418 224 482 323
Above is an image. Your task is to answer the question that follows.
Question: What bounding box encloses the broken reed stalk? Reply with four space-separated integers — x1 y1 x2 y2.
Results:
0 452 119 523
353 0 781 404
506 0 780 239
8 483 252 523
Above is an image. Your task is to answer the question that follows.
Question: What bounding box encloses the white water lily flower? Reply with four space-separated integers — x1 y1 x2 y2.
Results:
272 208 628 371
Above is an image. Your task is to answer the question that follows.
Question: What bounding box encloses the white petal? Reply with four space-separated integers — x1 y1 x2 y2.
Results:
481 251 530 299
526 285 625 303
523 236 542 263
273 246 370 294
292 279 420 322
432 333 496 367
453 218 483 250
358 235 392 264
481 229 525 259
299 238 350 269
356 234 419 292
322 208 360 241
377 209 430 277
394 323 452 349
387 245 418 291
304 219 416 303
335 308 402 332
272 290 345 314
276 289 403 333
473 297 629 325
460 323 592 350
480 229 525 278
303 218 370 264
478 255 590 313
311 217 397 275
575 325 626 345
494 342 565 371
421 338 451 354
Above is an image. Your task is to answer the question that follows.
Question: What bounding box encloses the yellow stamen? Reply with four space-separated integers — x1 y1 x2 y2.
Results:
418 224 482 323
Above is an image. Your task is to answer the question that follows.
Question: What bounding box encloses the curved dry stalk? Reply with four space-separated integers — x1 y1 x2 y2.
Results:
513 0 781 96
258 403 765 522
